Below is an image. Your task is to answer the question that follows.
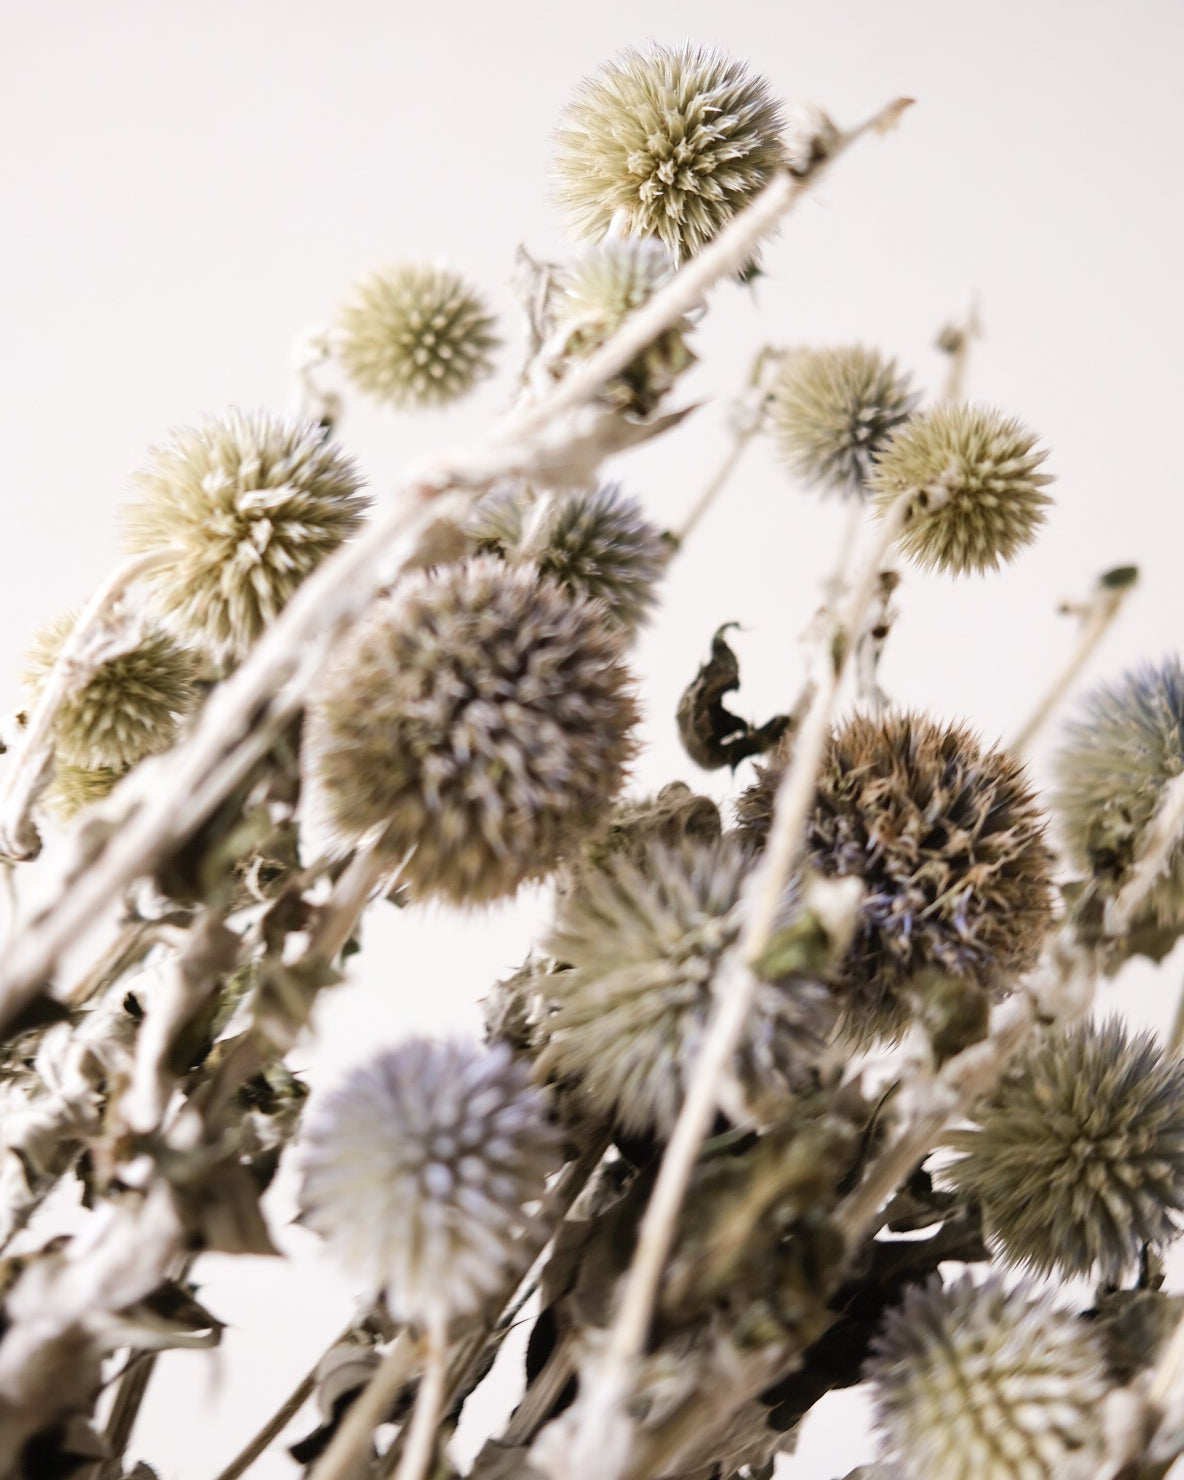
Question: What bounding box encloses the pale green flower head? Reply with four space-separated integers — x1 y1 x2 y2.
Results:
44 762 125 821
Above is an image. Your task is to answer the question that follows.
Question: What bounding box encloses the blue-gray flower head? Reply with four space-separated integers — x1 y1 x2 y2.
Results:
535 835 832 1137
554 43 785 260
297 1039 562 1329
123 409 368 662
337 263 498 409
946 1018 1184 1280
866 1274 1109 1480
1054 658 1184 923
305 557 639 904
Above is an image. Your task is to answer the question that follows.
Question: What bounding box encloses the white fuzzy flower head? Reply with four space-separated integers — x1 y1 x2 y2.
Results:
297 1039 562 1330
123 409 368 663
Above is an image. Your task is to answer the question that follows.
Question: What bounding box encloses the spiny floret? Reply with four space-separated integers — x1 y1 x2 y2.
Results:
554 43 785 260
767 346 918 499
23 611 198 771
869 403 1052 574
296 1039 562 1330
123 409 368 662
305 557 639 904
736 713 1053 1043
535 835 832 1137
468 483 670 632
946 1018 1184 1279
866 1274 1109 1480
1053 658 1184 922
336 262 498 409
44 763 124 821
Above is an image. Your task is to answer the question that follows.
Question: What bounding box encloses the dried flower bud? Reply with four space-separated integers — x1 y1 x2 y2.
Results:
23 612 197 771
469 483 669 632
336 262 498 409
535 836 832 1137
123 409 368 662
305 558 639 904
554 43 785 260
767 347 918 499
946 1019 1184 1279
869 404 1052 574
44 762 124 821
297 1039 562 1329
737 714 1053 1043
866 1274 1109 1480
1054 658 1184 922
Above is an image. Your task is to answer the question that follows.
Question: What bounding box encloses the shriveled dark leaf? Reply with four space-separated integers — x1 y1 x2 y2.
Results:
676 625 789 770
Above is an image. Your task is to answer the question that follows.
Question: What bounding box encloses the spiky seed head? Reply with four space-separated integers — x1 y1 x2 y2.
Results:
23 612 197 771
296 1039 562 1329
736 714 1053 1044
866 1274 1109 1480
535 835 833 1137
469 483 670 632
552 242 695 414
44 763 124 821
579 782 722 878
1053 659 1184 922
767 347 918 499
123 410 368 662
946 1019 1184 1279
554 43 786 261
305 557 639 904
336 263 498 409
869 404 1053 574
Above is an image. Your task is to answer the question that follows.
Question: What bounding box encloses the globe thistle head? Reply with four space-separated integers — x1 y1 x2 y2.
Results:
551 241 695 415
305 557 639 904
866 1274 1109 1480
296 1039 562 1330
736 714 1053 1044
535 835 832 1138
336 262 498 409
43 762 124 821
23 611 197 771
554 43 786 261
945 1019 1184 1280
123 410 368 662
869 404 1052 575
468 483 670 632
766 347 918 499
1053 658 1184 923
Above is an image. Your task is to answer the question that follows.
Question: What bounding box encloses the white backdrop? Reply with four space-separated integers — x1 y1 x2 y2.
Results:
3 1 1183 1475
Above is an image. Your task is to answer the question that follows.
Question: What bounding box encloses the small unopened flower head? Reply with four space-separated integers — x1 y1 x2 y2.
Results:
44 763 124 821
297 1039 562 1329
946 1019 1184 1279
536 835 832 1137
469 483 669 632
867 1274 1109 1480
123 410 367 662
1053 658 1184 922
554 43 785 260
337 263 498 409
767 347 918 499
23 612 197 770
552 241 695 414
869 404 1052 574
736 714 1053 1043
305 558 639 904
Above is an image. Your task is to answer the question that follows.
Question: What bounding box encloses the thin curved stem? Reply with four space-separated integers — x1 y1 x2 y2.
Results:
392 1329 448 1480
211 1365 318 1480
307 1334 414 1480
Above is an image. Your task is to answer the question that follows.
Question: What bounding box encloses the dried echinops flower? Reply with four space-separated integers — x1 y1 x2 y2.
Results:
44 763 124 821
296 1039 562 1329
767 346 918 499
468 483 670 632
946 1019 1184 1279
22 611 197 772
866 1274 1109 1480
1054 658 1184 922
305 558 639 904
123 409 367 662
554 43 785 260
535 835 832 1137
336 262 498 409
736 713 1053 1043
869 403 1052 574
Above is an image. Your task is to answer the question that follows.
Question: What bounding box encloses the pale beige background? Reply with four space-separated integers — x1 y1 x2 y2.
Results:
2 0 1183 1475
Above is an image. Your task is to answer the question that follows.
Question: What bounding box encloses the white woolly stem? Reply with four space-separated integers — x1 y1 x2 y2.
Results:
393 1327 449 1480
308 1334 415 1480
1104 770 1184 937
673 414 760 547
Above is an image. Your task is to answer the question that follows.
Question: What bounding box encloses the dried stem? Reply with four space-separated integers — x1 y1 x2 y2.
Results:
1104 770 1184 938
392 1328 448 1480
307 1334 415 1480
210 1363 318 1480
672 402 762 547
308 838 405 964
935 302 980 403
